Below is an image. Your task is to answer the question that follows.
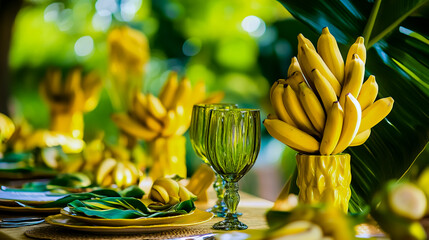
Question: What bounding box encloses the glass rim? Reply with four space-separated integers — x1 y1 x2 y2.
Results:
210 108 260 113
193 103 238 108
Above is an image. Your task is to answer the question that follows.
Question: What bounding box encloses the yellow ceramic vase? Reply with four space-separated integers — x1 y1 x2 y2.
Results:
149 135 187 180
296 153 351 212
50 111 84 139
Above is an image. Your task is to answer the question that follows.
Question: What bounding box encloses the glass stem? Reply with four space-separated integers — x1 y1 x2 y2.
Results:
224 181 240 221
213 174 225 206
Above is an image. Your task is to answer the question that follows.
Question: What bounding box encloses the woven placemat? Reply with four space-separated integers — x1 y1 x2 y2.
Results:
25 225 213 240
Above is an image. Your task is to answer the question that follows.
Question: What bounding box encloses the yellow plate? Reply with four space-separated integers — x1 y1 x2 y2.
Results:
46 209 213 233
0 205 60 213
61 207 196 226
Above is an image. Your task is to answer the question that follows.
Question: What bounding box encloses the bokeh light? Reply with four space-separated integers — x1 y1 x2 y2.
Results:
74 36 94 57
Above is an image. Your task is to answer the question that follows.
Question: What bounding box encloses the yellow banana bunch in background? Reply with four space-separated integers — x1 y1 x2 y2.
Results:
107 26 149 110
0 113 15 155
111 71 224 142
264 27 394 155
39 67 102 140
95 157 143 188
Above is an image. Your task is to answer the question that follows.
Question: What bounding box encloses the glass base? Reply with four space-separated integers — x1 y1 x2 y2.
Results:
207 203 228 217
206 201 242 217
212 217 248 230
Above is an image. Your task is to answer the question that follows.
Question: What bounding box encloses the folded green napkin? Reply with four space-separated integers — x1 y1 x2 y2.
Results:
68 197 195 219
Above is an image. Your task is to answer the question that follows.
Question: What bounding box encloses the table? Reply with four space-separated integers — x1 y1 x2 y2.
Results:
0 192 273 240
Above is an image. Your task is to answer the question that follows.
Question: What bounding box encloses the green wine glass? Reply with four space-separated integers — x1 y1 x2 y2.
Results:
205 108 261 230
189 103 238 217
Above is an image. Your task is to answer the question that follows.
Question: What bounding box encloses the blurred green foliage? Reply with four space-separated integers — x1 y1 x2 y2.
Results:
8 0 295 181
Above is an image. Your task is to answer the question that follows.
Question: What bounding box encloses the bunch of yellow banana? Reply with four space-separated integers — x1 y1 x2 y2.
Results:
108 26 150 110
95 157 143 188
149 177 197 205
0 113 15 155
40 68 102 139
111 71 224 142
265 27 394 155
108 26 149 80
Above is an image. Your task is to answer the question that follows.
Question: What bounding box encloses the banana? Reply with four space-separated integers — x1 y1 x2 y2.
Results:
357 75 378 110
132 93 163 132
283 85 319 137
102 174 113 187
350 129 371 147
191 80 206 105
144 115 163 132
271 84 297 127
339 54 365 108
161 110 178 137
171 77 192 109
297 33 316 51
287 57 302 77
298 82 326 134
358 97 394 133
271 79 288 101
345 36 366 73
320 101 344 155
159 71 179 110
150 185 170 204
299 43 342 96
312 69 338 112
270 80 280 103
96 158 117 185
123 161 139 186
263 118 320 154
132 92 148 122
114 161 126 188
333 93 362 154
202 91 225 104
297 35 315 86
123 165 134 187
317 27 345 84
286 71 307 93
146 94 167 120
111 113 159 141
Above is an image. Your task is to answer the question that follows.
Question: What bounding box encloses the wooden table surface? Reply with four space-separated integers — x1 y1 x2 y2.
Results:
0 192 273 240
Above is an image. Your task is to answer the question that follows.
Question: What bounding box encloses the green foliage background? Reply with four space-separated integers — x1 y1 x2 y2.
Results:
6 0 429 203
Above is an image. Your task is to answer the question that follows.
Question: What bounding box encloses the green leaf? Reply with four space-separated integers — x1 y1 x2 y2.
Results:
366 0 428 47
274 0 429 212
68 197 195 219
120 185 145 199
17 189 121 208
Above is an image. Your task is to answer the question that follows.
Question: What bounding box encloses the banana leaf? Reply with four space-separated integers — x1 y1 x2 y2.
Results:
68 197 195 219
16 190 121 208
274 0 429 212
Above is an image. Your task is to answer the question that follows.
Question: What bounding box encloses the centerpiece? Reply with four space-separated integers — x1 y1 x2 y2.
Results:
264 27 394 212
